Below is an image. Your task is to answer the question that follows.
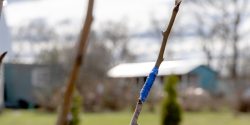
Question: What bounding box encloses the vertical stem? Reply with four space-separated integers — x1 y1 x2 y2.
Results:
130 1 182 125
155 2 181 67
56 0 94 125
130 100 142 125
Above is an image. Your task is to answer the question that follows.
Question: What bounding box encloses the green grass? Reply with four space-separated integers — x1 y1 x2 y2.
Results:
0 110 249 125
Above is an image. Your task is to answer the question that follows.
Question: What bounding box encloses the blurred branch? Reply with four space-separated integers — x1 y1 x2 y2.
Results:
130 1 182 125
0 52 7 65
0 0 3 17
56 0 94 125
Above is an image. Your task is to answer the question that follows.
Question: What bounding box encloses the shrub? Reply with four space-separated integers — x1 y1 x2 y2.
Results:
161 75 182 125
69 90 82 125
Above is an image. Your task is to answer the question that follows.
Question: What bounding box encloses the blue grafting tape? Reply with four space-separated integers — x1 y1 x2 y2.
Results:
139 66 159 102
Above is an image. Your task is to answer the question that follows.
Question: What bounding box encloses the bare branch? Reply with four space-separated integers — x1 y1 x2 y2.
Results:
175 0 182 5
155 0 181 67
0 51 7 65
56 0 95 125
0 0 3 17
130 1 182 125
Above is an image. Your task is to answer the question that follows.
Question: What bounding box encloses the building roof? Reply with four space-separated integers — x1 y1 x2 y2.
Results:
108 60 207 78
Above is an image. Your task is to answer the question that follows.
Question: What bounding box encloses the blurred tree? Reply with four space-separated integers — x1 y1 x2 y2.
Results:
34 85 63 112
35 47 68 112
0 0 3 17
187 0 249 78
161 75 182 125
36 48 61 64
13 19 58 42
100 21 135 64
186 0 250 112
34 20 136 112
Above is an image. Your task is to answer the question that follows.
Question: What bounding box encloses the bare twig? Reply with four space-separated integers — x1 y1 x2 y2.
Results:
155 1 181 67
0 51 7 65
130 1 182 125
56 0 94 125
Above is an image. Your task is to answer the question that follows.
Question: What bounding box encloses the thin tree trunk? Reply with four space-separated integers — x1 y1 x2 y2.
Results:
231 2 240 79
56 1 94 125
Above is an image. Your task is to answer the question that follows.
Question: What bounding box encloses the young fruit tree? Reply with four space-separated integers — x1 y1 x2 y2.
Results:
130 0 182 125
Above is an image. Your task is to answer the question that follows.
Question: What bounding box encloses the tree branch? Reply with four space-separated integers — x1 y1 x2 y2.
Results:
0 0 4 17
130 1 182 125
56 0 95 125
155 1 181 67
0 51 7 65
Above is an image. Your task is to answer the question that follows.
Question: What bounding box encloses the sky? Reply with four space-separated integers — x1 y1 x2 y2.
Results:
4 0 173 32
2 0 181 62
2 0 250 64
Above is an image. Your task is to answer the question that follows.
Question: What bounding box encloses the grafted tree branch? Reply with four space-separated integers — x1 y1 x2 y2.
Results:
130 1 182 125
56 0 95 125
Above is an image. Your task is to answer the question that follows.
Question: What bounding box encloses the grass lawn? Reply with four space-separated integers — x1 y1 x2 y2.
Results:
0 110 249 125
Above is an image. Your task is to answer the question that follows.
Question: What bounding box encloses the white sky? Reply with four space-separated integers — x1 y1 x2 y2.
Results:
3 0 178 62
4 0 173 32
3 0 250 63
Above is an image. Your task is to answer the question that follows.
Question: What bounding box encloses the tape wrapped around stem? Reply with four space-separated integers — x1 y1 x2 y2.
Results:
139 66 159 102
130 1 182 125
